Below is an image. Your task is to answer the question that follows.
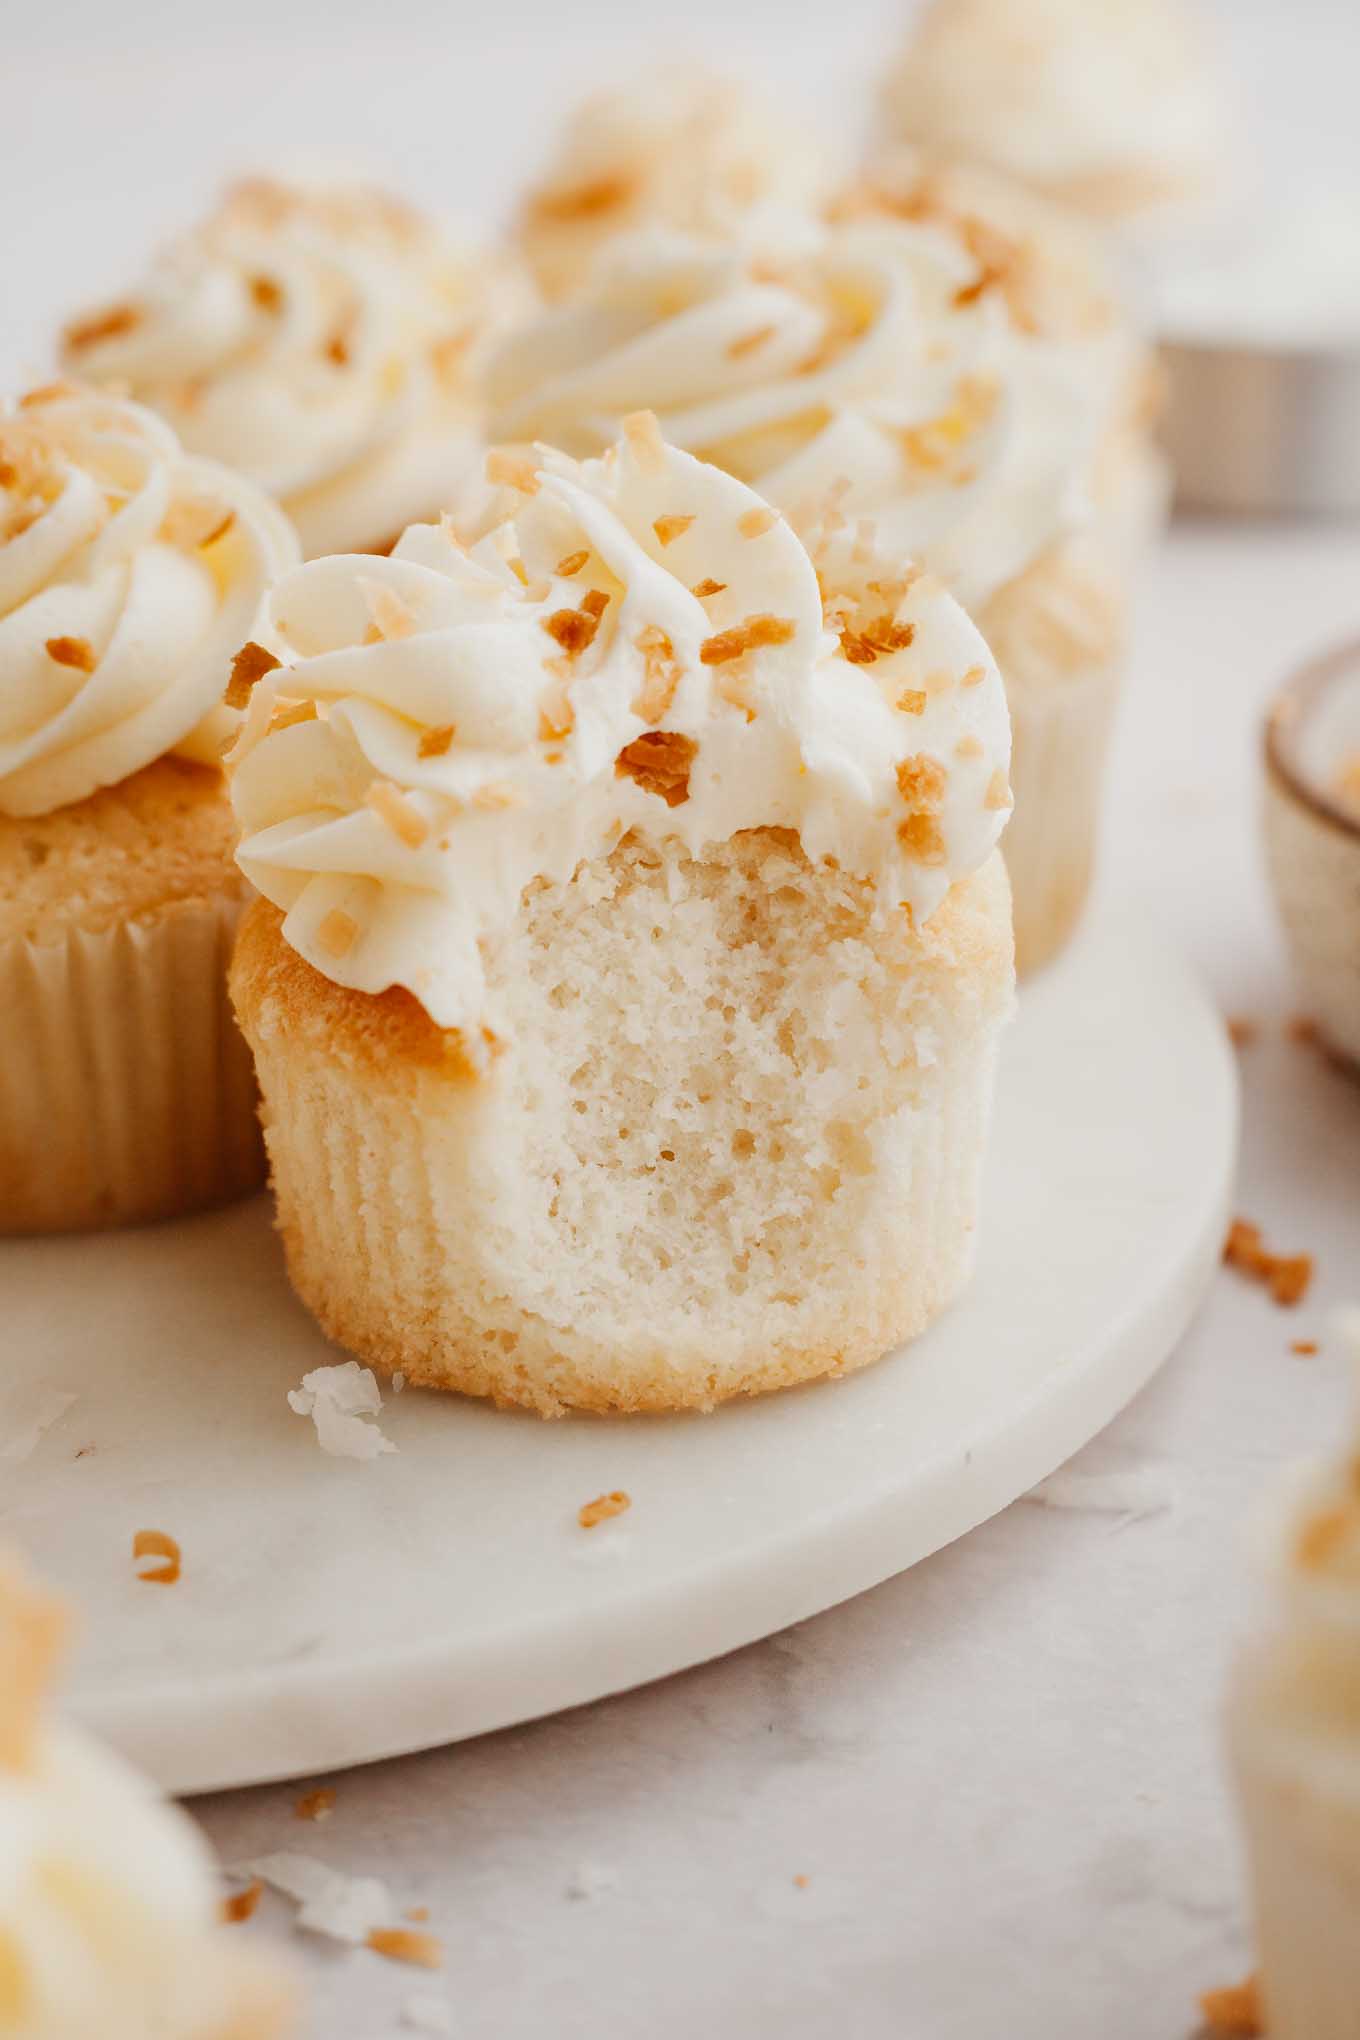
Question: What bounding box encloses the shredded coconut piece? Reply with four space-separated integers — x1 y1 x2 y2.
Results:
287 1363 396 1460
0 1387 76 1463
242 1853 394 1944
1025 1467 1176 1520
132 1529 182 1584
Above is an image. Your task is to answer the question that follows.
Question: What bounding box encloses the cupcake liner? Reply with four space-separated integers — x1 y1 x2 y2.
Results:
0 892 263 1233
1263 766 1360 1069
1004 652 1123 976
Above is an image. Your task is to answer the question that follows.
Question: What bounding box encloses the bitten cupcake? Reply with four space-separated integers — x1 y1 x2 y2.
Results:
61 173 528 559
0 384 298 1232
514 66 833 301
484 206 1156 971
1 1558 293 2038
879 0 1229 230
1225 1320 1360 2039
228 420 1014 1416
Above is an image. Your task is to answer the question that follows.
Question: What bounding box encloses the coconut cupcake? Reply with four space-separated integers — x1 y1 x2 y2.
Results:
61 173 528 560
879 0 1229 230
515 65 833 301
0 384 298 1232
484 206 1154 971
1226 1320 1360 2038
228 420 1014 1416
0 1558 294 2038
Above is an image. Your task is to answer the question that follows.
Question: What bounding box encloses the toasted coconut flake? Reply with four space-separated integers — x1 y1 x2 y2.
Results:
132 1529 181 1585
430 327 475 386
897 812 947 864
295 1789 336 1823
691 578 726 599
1296 1505 1353 1571
984 770 1013 811
622 410 666 474
1199 1974 1262 2036
250 274 283 313
960 665 987 687
1223 1218 1314 1307
359 578 419 643
1226 1017 1257 1049
419 724 456 759
538 672 576 742
700 614 796 665
737 506 779 540
726 323 776 360
317 908 360 959
44 635 96 674
631 625 682 721
1292 1338 1319 1356
471 781 521 809
653 514 694 548
268 699 318 735
543 597 606 658
896 753 948 809
368 1928 444 1971
221 1880 264 1925
615 731 696 807
485 448 541 495
897 690 927 716
63 302 142 351
715 670 758 721
367 779 429 849
555 549 590 578
226 640 283 709
578 1490 632 1529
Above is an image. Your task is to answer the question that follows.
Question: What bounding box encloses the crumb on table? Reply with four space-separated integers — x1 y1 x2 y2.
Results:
1223 1219 1313 1307
1198 1973 1262 2036
578 1490 631 1529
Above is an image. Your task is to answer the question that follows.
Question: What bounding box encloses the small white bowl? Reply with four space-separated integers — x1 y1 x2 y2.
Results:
1263 640 1360 1070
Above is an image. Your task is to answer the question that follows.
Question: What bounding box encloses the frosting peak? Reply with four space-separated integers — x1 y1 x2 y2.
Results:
0 385 297 818
231 423 1011 1032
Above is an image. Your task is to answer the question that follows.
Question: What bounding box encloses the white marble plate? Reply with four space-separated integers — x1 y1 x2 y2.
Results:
1 913 1237 1795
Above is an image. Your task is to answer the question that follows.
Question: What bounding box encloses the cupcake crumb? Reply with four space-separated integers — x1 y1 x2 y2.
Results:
1290 1339 1318 1357
1223 1219 1314 1307
132 1529 181 1585
578 1490 631 1529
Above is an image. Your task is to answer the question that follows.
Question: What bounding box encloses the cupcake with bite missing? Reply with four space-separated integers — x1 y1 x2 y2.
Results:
228 418 1014 1416
61 173 529 560
515 65 834 300
0 384 298 1232
484 197 1157 972
0 1557 294 2037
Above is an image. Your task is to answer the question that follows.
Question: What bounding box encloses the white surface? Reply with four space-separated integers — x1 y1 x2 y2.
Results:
1 912 1235 1797
4 3 1360 2036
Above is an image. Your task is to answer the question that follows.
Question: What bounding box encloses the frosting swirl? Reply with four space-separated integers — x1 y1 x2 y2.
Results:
484 215 1135 613
231 422 1011 1031
61 176 528 558
516 67 833 300
0 385 297 818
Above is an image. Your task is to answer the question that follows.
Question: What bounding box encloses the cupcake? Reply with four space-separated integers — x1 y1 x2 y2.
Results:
514 65 834 300
484 204 1156 972
228 420 1015 1416
0 384 298 1232
60 173 529 559
0 1557 293 2037
1225 1318 1360 2039
878 0 1230 230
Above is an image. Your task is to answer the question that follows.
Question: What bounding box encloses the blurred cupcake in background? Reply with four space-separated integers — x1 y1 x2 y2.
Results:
879 0 1231 232
1226 1315 1360 2039
0 384 297 1232
514 66 836 301
0 1556 294 2035
60 172 530 559
485 193 1158 971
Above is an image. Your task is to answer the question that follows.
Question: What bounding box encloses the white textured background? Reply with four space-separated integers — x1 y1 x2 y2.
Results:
6 3 1360 2037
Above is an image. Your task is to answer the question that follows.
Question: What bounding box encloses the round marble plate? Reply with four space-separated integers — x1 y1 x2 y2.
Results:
1 913 1237 1796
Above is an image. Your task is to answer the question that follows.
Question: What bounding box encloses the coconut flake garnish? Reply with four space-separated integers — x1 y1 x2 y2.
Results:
1024 1466 1176 1520
403 1997 453 2034
242 1852 394 1944
287 1363 396 1460
0 1387 77 1463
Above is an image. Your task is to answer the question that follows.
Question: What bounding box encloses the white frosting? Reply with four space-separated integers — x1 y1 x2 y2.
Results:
516 67 833 298
0 387 298 818
61 177 528 558
880 0 1228 215
485 218 1131 612
232 427 1011 1031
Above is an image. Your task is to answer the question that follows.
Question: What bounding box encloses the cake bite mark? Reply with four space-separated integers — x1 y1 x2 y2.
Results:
367 780 429 849
226 640 282 709
418 724 456 759
653 514 694 548
1223 1219 1314 1307
367 1928 444 1970
1198 1975 1262 2037
623 409 666 475
578 1490 632 1529
132 1529 181 1585
62 302 142 352
615 731 696 807
317 908 360 959
700 614 795 665
44 635 96 673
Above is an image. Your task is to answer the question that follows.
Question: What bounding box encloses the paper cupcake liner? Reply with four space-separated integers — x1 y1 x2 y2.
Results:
1264 768 1360 1068
1004 654 1123 977
0 892 263 1233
